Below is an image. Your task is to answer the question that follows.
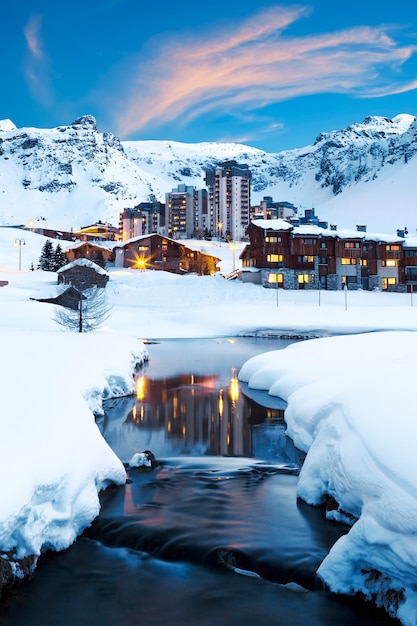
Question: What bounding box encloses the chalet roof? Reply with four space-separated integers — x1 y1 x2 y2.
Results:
57 258 109 276
251 219 405 244
402 236 417 249
64 240 114 252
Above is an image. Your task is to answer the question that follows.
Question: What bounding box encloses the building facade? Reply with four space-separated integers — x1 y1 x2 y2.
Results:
205 160 251 241
113 234 220 275
165 185 208 239
120 199 165 241
241 219 412 291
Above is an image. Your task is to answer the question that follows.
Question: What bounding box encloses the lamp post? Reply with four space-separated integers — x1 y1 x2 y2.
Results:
229 241 237 272
14 238 26 271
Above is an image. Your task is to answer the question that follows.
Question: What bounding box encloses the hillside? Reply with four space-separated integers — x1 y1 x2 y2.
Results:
0 113 416 234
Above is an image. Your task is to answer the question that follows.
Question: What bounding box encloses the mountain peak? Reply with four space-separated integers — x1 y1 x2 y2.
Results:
70 115 97 130
0 119 17 132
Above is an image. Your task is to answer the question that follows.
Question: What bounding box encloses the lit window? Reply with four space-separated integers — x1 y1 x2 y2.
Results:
267 254 284 263
265 236 282 243
360 259 368 266
341 258 357 265
382 277 397 290
298 274 313 284
267 273 283 284
383 259 397 267
344 242 360 249
386 245 401 251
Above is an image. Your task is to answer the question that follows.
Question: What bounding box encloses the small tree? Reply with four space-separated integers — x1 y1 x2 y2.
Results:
38 240 55 271
54 286 111 332
52 243 67 271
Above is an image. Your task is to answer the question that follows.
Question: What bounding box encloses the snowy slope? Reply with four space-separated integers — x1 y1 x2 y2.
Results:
0 113 416 233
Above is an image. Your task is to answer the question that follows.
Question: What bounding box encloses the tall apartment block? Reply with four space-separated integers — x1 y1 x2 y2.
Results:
165 184 208 239
205 160 251 241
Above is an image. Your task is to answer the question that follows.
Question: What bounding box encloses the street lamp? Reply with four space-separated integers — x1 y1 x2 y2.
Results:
14 238 26 271
229 241 237 272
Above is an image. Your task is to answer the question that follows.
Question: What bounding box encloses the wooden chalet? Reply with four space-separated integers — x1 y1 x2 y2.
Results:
242 219 410 291
57 258 109 290
64 241 114 266
114 234 220 275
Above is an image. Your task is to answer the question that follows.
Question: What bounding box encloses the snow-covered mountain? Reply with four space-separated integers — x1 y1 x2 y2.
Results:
0 113 416 233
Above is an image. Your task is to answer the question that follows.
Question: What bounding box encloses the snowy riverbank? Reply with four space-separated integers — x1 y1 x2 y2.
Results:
2 227 417 624
239 332 417 626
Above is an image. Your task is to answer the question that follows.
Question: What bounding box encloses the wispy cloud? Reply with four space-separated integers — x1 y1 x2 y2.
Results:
114 5 417 138
23 14 53 106
24 14 44 59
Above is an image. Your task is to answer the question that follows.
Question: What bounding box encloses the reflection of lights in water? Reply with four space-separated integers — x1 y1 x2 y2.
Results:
132 405 137 422
182 424 186 438
227 339 235 344
218 389 224 417
168 421 171 432
173 395 178 418
229 368 239 403
140 405 144 421
190 375 194 385
136 376 145 401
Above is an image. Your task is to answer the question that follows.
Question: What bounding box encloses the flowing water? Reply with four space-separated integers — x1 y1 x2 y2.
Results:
0 338 398 626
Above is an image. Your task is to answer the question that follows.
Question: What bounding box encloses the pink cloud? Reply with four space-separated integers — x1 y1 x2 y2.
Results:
24 15 44 60
114 7 417 137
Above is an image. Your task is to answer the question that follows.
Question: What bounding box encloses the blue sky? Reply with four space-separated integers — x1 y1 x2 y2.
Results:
1 0 416 151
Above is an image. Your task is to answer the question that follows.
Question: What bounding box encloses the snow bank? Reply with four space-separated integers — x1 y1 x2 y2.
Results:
0 328 147 580
238 331 417 625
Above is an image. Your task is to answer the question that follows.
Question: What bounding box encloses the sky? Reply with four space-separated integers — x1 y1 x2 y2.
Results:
1 0 416 152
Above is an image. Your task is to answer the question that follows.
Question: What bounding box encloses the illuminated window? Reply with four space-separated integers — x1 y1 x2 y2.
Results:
382 259 397 267
267 273 283 284
344 242 360 249
298 274 313 284
267 254 284 263
360 259 368 266
265 236 282 243
386 245 401 251
382 277 397 290
341 258 357 265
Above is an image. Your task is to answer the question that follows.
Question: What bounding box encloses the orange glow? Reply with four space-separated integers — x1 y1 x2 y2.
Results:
229 369 239 403
218 389 224 417
136 376 145 401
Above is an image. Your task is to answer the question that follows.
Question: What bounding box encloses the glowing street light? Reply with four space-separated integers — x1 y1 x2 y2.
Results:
14 238 26 271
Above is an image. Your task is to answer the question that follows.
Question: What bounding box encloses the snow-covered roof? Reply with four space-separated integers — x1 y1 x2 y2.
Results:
252 219 293 231
252 219 405 243
57 258 109 275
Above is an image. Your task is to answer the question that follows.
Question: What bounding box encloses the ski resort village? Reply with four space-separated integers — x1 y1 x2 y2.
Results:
2 113 417 626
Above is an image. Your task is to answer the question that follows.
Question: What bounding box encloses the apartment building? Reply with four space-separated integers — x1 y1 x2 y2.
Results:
241 219 412 291
205 160 251 241
119 200 165 241
165 185 208 239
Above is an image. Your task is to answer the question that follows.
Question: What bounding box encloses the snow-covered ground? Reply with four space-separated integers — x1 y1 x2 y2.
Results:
2 225 417 624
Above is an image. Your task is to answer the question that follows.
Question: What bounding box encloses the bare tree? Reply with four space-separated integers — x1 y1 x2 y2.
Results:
54 286 111 332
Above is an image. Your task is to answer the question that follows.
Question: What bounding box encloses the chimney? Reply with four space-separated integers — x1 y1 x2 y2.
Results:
330 224 337 231
397 229 405 238
356 225 367 232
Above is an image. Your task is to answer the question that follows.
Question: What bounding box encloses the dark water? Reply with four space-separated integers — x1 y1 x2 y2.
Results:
0 338 398 626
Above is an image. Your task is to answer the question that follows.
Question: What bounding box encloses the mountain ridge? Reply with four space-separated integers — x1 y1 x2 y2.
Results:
0 113 415 234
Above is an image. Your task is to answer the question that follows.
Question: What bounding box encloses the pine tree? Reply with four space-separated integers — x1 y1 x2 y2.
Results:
38 240 55 271
52 243 67 271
